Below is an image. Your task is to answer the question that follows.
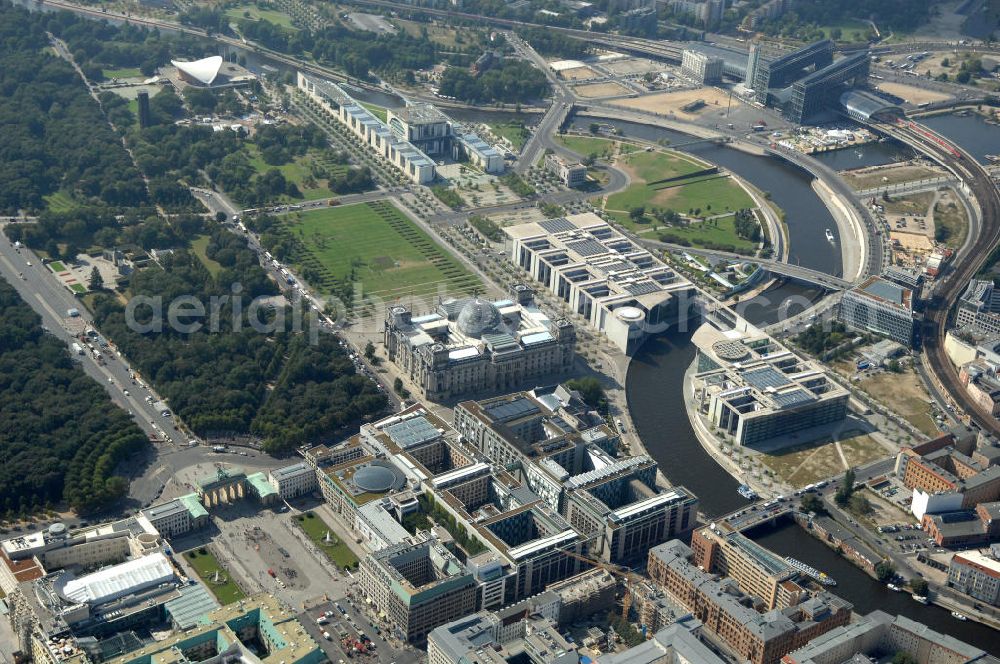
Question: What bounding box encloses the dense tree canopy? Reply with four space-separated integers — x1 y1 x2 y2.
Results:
439 61 550 104
91 228 386 452
0 280 147 514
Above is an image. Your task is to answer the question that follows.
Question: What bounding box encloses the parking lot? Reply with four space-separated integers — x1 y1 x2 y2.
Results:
300 597 422 664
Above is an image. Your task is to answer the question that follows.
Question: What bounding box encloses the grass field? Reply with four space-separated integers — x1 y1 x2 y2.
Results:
605 152 754 220
489 121 531 151
858 370 939 437
359 102 389 123
393 17 469 47
48 261 67 273
759 431 884 488
818 19 871 41
226 3 297 29
103 67 142 79
278 201 481 302
652 214 757 252
44 190 78 213
556 135 617 159
191 235 223 277
295 512 359 568
933 190 968 249
185 549 245 605
245 145 333 201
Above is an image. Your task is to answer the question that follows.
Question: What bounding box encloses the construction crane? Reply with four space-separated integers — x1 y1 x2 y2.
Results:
558 547 645 621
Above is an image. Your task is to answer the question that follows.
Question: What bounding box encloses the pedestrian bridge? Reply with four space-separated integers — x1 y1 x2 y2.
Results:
638 239 854 290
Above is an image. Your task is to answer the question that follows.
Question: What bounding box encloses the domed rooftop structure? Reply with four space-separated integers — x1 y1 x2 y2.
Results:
456 298 502 338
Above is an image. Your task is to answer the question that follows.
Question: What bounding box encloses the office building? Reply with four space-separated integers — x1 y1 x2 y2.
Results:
384 288 576 401
298 72 436 183
427 605 575 664
599 620 726 664
137 494 209 540
691 321 849 447
387 104 504 173
746 41 764 87
786 52 870 123
752 40 834 105
839 275 917 346
896 435 1000 520
504 213 695 354
359 539 477 644
949 547 1000 606
104 594 323 664
544 153 588 187
0 519 162 597
648 540 852 664
682 50 724 84
666 0 725 28
267 462 318 500
958 278 1000 335
691 526 806 610
782 610 995 664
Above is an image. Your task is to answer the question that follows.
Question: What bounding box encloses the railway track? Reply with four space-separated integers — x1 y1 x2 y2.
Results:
885 121 1000 437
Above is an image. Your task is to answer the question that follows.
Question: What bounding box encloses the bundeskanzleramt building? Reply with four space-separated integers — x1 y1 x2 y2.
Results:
691 321 849 448
386 104 504 174
297 72 436 184
504 213 694 354
648 540 852 664
384 288 576 401
359 539 477 644
838 275 917 346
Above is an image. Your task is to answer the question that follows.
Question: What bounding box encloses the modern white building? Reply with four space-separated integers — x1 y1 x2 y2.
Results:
838 275 917 347
504 213 694 354
681 49 724 83
544 153 588 187
297 72 436 184
691 320 850 448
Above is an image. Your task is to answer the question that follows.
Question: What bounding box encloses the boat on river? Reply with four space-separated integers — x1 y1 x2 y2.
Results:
825 228 835 242
737 484 758 500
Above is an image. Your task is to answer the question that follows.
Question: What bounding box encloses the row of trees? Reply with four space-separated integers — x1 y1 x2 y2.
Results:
0 280 147 514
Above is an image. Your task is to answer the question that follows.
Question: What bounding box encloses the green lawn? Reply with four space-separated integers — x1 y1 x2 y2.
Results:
185 549 246 605
360 102 389 123
556 134 617 159
652 214 757 252
69 283 87 294
48 261 67 272
818 19 871 41
226 3 297 29
191 235 223 277
603 149 756 239
245 145 333 201
280 201 481 302
44 190 78 213
103 67 142 79
489 121 532 150
295 512 359 568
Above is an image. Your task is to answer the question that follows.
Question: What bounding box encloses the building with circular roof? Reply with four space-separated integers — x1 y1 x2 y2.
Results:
839 90 905 123
171 56 224 86
456 298 503 338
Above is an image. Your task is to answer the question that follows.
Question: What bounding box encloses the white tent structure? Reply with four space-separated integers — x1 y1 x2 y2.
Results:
59 552 176 606
171 55 224 86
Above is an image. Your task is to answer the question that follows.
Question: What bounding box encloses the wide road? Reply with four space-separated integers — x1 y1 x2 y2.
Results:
0 234 186 440
882 120 1000 438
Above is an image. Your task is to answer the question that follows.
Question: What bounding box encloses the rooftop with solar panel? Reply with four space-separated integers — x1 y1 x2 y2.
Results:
503 212 694 355
690 319 850 449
